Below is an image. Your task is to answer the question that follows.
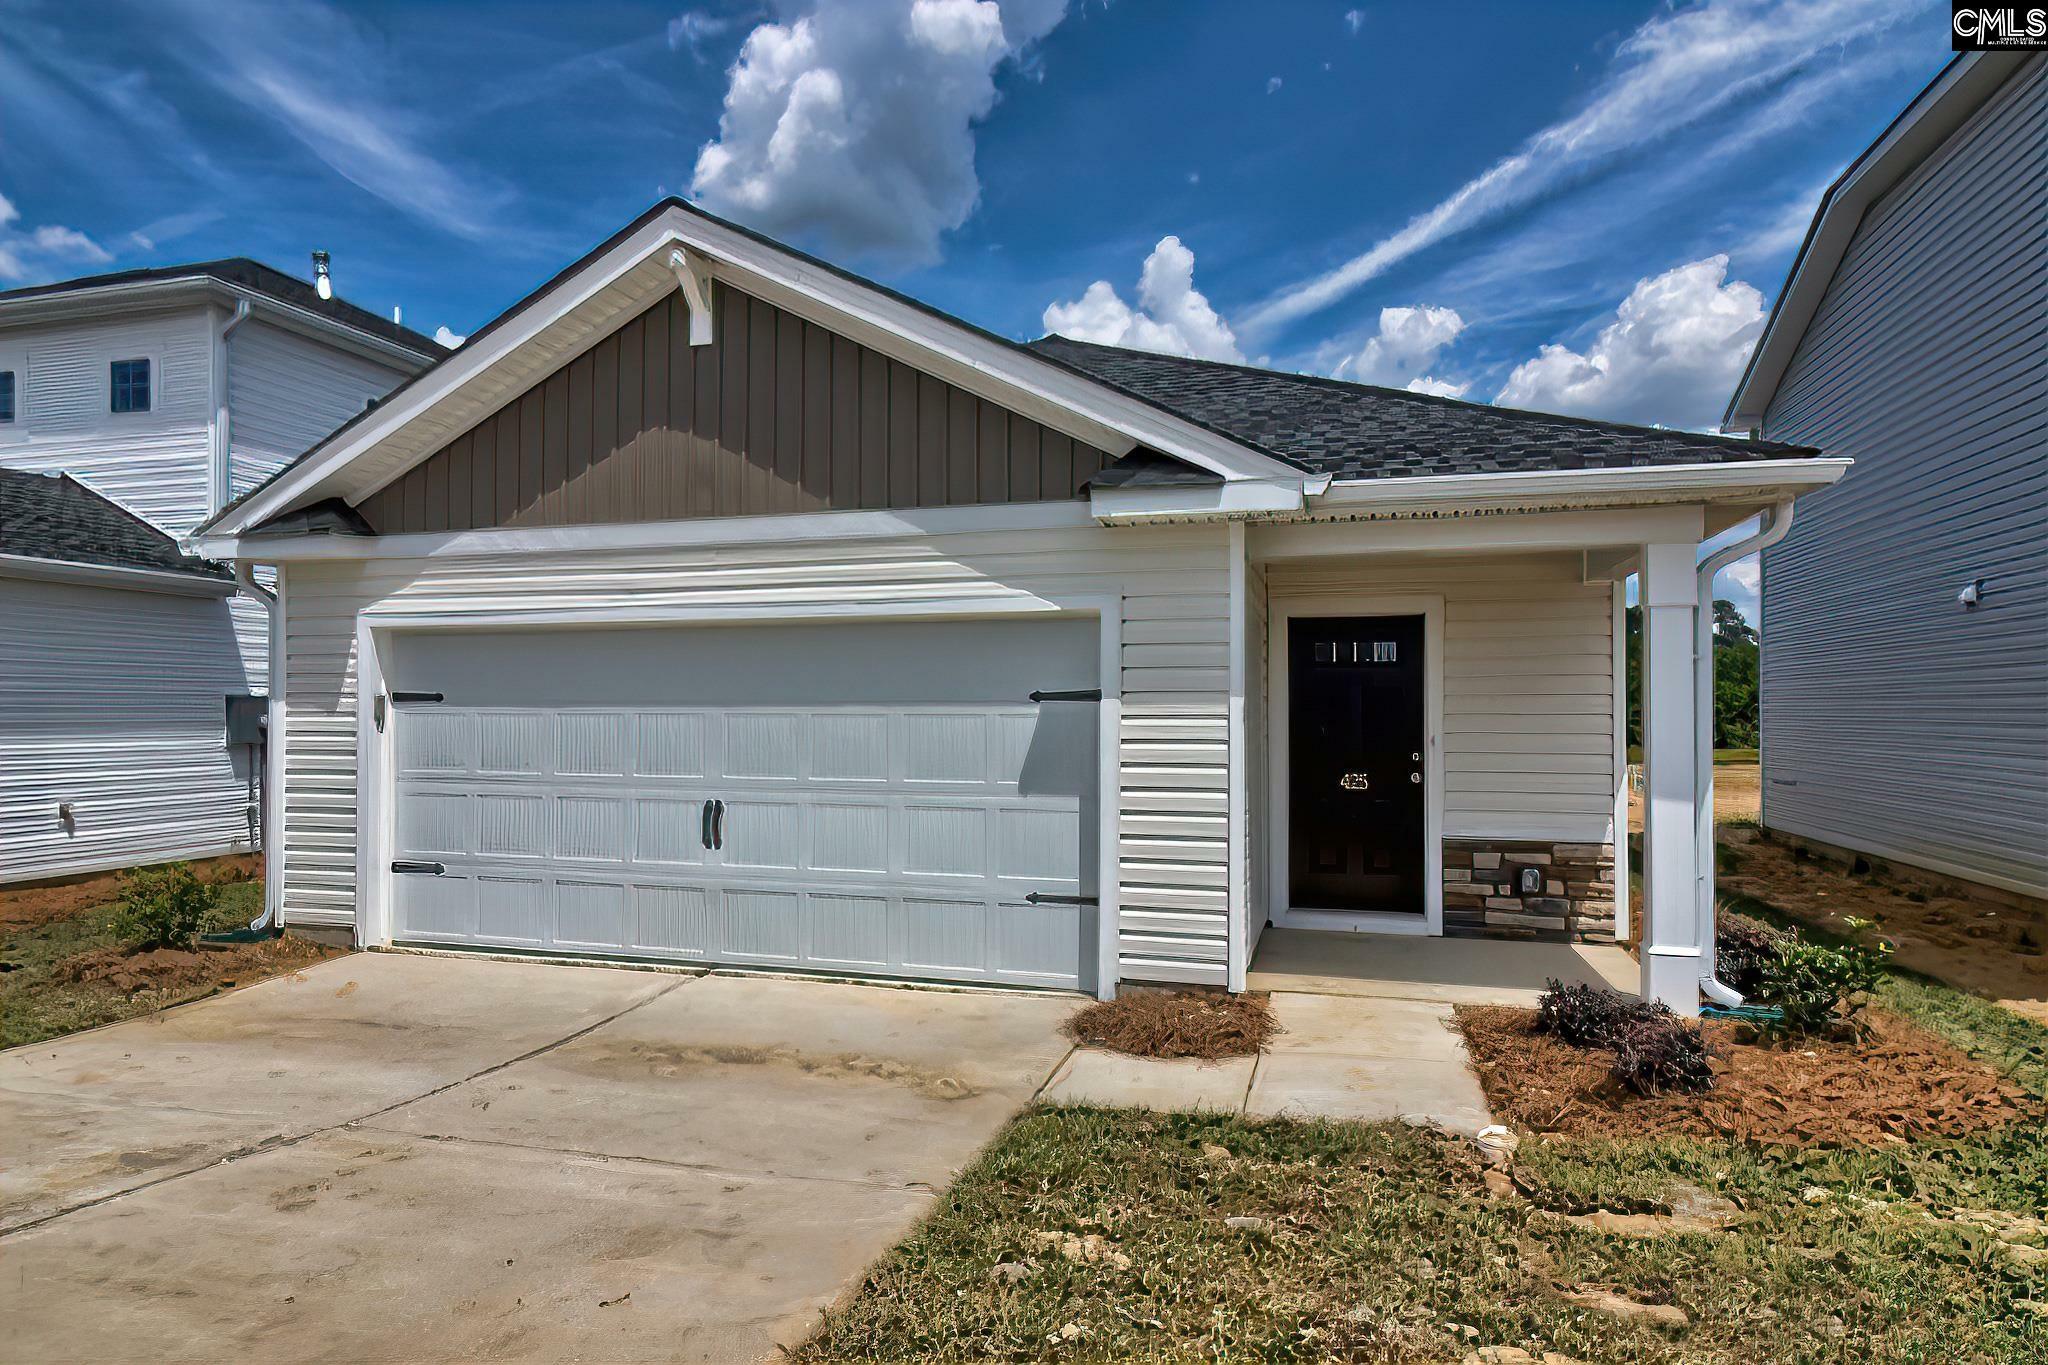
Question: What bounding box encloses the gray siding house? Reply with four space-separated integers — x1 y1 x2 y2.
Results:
1726 52 2046 901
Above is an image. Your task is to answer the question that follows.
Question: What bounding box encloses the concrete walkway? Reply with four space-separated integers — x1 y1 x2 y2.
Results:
1040 991 1495 1134
1248 926 1636 1006
1 953 1075 1364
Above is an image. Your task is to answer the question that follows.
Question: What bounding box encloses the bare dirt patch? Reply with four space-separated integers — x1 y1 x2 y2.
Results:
1628 760 1757 832
54 934 337 997
1065 989 1278 1060
0 854 261 932
1719 828 2048 1024
1456 1004 2031 1147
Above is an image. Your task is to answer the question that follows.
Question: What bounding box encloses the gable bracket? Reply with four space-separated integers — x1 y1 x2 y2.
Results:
668 247 715 346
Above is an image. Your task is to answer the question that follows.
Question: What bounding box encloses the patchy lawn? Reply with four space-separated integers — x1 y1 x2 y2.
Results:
0 877 342 1049
801 972 2048 1362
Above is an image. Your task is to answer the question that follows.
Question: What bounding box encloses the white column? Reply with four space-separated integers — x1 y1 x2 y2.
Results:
1638 541 1703 1013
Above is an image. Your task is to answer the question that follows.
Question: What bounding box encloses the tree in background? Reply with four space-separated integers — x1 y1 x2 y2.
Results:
1624 598 1760 752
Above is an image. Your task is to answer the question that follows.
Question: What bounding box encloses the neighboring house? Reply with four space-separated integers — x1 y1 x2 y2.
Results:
1726 52 2046 903
0 260 441 882
193 200 1845 1011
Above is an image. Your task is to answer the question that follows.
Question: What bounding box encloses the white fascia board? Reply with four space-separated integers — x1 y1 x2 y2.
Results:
0 553 237 597
1313 457 1849 512
226 288 440 371
205 205 1298 537
1089 478 1306 522
192 497 1102 563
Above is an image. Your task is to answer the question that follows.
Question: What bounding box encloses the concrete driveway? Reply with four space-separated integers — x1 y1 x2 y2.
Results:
0 953 1078 1363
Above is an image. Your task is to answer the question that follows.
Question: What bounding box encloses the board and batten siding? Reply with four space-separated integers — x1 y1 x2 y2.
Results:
0 308 214 536
354 285 1112 535
1759 55 2047 897
0 575 258 882
1264 552 1620 844
276 522 1235 984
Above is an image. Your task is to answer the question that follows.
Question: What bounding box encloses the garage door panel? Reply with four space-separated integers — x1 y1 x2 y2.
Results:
387 619 1097 990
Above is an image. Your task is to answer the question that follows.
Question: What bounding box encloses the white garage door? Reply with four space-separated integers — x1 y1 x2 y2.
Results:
383 619 1101 991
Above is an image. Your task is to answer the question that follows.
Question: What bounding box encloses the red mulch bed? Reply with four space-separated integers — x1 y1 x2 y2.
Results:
1066 989 1279 1059
56 934 341 997
0 854 261 932
1455 1004 2033 1147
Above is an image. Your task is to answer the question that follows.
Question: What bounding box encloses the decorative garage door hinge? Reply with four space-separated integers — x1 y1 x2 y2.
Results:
1024 892 1099 906
391 860 446 875
1029 689 1102 703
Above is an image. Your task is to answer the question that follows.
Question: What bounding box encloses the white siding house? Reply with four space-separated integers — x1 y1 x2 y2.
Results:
196 200 1846 1011
0 261 439 883
1727 52 2047 901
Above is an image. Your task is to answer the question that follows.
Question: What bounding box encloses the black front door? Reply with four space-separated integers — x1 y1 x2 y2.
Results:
1288 615 1426 914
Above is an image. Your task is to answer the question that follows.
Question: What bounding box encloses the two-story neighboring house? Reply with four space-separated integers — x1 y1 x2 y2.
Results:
1 259 442 883
1725 52 2046 904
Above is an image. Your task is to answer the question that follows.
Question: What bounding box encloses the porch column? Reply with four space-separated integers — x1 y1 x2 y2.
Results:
1638 541 1703 1014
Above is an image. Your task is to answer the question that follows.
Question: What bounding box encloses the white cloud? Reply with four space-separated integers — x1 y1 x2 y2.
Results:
1494 255 1766 427
1042 235 1243 362
0 189 111 283
1405 376 1470 399
1344 9 1366 36
1243 0 1921 336
667 9 732 59
1332 304 1466 390
1265 76 1282 94
433 325 466 349
691 0 1071 264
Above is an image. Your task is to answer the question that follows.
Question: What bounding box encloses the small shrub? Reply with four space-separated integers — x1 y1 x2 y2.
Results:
1759 934 1889 1037
111 862 214 950
1536 979 1665 1049
1608 1014 1714 1096
1715 910 1789 997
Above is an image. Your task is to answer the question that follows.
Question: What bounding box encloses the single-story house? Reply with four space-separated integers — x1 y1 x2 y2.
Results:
192 200 1846 1012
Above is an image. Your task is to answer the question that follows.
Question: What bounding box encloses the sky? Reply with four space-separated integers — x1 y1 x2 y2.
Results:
0 0 1957 620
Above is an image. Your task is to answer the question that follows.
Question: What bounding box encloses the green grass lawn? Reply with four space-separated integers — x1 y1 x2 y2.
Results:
800 968 2048 1362
0 881 287 1048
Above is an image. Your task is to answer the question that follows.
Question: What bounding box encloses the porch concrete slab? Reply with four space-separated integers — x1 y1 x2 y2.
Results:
1263 992 1470 1061
1 1126 929 1364
1244 1052 1494 1134
0 953 676 1232
373 974 1077 1189
1039 1048 1254 1112
1248 927 1636 1005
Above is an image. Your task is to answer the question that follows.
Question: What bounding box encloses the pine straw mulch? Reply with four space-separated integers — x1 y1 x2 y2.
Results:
1066 989 1280 1059
55 934 341 996
1456 1004 2035 1147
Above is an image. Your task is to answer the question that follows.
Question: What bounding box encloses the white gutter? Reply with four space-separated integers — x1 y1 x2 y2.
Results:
1315 458 1849 510
0 553 236 596
209 299 252 515
234 562 285 933
1693 499 1796 1002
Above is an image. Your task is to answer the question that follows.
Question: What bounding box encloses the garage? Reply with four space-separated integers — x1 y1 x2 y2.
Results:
378 617 1103 992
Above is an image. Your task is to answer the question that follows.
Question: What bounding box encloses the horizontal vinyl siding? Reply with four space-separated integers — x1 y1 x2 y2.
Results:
279 523 1234 979
228 320 411 499
1 576 258 882
1759 55 2047 895
0 307 213 535
1267 552 1618 843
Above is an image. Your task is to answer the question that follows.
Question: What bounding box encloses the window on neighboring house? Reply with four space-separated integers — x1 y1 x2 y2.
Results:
110 358 151 414
0 370 15 423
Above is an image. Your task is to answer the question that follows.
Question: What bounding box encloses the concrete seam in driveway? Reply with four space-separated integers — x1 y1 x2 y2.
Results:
350 1123 949 1195
0 973 696 1239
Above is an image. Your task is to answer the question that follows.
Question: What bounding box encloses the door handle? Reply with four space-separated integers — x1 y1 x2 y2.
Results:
711 799 725 850
701 799 715 850
391 860 445 875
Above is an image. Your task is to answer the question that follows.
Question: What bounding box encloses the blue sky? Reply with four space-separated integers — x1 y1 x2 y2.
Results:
0 0 1955 616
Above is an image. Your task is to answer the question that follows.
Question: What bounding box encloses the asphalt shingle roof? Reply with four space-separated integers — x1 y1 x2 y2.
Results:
0 258 443 360
0 468 231 580
1026 335 1818 480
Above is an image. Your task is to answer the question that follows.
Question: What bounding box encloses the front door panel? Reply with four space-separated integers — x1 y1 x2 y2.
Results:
1288 614 1426 914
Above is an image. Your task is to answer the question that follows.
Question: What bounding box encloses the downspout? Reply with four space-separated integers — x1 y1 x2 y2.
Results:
210 299 252 515
234 562 284 933
1694 499 1795 1005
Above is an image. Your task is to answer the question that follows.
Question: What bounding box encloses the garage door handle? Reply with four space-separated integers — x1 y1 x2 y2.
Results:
711 799 725 850
391 860 445 876
1029 689 1102 703
389 691 444 704
1024 892 1098 906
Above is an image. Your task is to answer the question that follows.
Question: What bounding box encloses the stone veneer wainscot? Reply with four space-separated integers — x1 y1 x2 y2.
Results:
1442 838 1617 943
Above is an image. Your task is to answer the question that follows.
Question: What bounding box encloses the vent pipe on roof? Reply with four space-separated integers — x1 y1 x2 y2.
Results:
311 250 332 301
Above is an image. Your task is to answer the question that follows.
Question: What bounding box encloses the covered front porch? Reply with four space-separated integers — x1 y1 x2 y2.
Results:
1222 496 1779 1015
